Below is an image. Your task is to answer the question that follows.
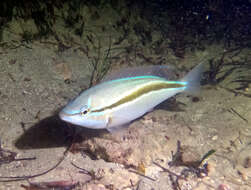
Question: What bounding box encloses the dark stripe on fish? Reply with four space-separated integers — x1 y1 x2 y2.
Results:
92 81 185 113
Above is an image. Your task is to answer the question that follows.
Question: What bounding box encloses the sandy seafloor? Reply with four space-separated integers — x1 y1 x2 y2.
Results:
0 41 251 190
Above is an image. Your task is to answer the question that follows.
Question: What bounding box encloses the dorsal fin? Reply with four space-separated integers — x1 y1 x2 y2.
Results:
102 65 181 82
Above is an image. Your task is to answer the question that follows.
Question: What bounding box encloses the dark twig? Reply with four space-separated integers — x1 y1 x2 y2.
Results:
121 179 141 190
228 108 248 123
169 140 182 167
128 169 156 181
71 162 103 181
0 134 73 182
89 36 112 87
0 138 36 166
153 161 185 190
203 47 248 85
12 157 36 162
153 162 185 180
155 141 215 189
220 85 251 98
0 150 68 182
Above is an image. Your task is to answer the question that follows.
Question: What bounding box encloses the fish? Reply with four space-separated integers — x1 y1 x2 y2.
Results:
59 63 204 132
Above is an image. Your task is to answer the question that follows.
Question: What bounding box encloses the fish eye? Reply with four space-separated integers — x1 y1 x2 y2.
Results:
82 110 88 115
80 106 89 116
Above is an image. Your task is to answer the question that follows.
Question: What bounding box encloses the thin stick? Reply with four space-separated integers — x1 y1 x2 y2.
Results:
0 138 72 182
12 157 36 162
153 162 186 180
128 170 156 181
229 107 248 123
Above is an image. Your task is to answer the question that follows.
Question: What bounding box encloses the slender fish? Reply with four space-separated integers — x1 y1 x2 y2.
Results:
59 63 203 132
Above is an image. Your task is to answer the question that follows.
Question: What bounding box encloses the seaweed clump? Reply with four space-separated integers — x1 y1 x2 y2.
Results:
144 0 251 57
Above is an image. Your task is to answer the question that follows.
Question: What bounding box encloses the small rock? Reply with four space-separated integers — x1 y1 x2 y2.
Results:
212 135 218 141
237 168 249 181
77 119 169 168
54 62 72 81
243 156 251 168
85 183 109 190
217 184 231 190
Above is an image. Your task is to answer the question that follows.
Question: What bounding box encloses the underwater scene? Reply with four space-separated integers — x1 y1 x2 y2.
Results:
0 0 251 189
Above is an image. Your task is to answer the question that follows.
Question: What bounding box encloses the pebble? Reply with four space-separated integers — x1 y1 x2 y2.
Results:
218 184 231 190
212 135 218 141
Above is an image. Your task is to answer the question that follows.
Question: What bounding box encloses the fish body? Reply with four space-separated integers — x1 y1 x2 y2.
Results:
59 63 203 131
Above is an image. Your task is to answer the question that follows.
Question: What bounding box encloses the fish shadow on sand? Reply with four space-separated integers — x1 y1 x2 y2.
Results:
15 110 106 150
155 97 186 112
15 97 186 150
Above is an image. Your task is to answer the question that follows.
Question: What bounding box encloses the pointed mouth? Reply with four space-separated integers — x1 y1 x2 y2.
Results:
59 110 106 129
59 110 82 125
59 110 71 122
59 111 76 126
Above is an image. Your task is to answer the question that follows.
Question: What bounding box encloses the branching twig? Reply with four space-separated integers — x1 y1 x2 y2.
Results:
89 36 112 87
0 131 75 182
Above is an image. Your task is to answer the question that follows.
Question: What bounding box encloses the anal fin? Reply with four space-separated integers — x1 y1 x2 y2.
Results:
107 123 130 133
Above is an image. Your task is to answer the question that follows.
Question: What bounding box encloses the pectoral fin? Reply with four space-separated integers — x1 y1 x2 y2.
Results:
105 115 131 133
105 115 112 128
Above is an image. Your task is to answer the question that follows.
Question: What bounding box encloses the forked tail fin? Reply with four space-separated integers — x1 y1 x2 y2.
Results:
181 62 204 95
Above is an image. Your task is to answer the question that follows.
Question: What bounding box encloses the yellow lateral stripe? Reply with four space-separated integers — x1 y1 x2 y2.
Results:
92 81 185 113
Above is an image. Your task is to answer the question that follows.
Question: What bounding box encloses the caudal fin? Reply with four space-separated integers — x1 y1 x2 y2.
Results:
181 62 204 94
